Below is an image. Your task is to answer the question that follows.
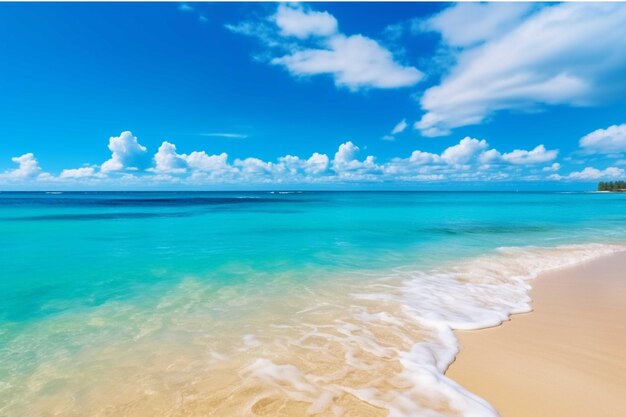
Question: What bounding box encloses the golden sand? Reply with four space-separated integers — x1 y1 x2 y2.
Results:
447 251 626 417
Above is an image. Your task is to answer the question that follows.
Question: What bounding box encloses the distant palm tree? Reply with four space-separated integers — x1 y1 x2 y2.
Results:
598 180 626 191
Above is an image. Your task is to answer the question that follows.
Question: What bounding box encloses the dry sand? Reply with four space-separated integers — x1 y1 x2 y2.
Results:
446 251 626 417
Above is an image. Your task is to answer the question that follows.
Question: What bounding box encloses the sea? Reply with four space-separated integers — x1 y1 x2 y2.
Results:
1 191 625 416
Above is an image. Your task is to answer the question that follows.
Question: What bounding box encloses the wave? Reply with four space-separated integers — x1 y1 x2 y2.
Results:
1 243 624 416
237 243 625 417
0 196 303 208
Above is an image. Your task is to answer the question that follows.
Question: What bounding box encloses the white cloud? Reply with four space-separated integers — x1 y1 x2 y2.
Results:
59 167 96 179
555 166 625 181
274 4 338 39
332 141 378 174
230 4 422 91
408 150 441 165
235 157 282 176
178 4 193 12
200 133 248 139
441 137 488 165
186 151 233 174
0 133 567 186
416 3 626 136
273 34 422 91
304 152 329 174
478 149 501 165
482 144 558 165
391 119 408 135
276 152 330 176
101 131 149 173
543 162 561 172
579 124 626 154
424 3 534 47
1 153 42 179
154 141 187 173
502 145 557 164
153 141 236 176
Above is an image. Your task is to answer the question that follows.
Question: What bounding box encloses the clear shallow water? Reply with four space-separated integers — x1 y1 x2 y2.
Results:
1 191 625 416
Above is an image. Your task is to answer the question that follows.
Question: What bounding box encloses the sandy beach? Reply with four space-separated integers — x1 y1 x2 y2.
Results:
447 251 626 417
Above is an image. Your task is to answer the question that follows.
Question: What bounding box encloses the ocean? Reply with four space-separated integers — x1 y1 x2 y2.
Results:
1 191 625 416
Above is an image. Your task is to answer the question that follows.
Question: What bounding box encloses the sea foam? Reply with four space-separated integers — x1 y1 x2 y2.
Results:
1 243 624 417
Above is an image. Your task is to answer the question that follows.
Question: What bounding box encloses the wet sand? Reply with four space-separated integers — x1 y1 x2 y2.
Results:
446 251 626 417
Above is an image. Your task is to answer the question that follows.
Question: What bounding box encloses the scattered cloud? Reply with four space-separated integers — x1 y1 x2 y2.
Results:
579 124 626 154
274 4 337 39
382 119 409 141
391 119 408 135
332 141 378 174
480 145 558 165
0 131 607 186
101 131 149 173
441 137 488 165
178 3 193 12
229 4 422 91
552 166 625 181
1 153 42 179
59 167 97 179
153 141 188 174
186 151 234 174
416 3 626 136
542 162 561 172
152 140 235 176
303 152 329 174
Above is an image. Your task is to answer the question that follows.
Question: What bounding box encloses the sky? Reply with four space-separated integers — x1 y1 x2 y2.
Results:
2 2 626 190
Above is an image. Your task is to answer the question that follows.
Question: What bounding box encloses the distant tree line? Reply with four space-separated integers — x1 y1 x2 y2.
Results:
598 181 626 191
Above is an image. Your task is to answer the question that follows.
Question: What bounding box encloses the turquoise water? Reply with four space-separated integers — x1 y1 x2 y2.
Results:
1 191 626 416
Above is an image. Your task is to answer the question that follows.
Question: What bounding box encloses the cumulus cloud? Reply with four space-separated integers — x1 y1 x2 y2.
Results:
277 153 330 176
383 137 559 180
230 4 422 91
480 145 558 165
3 153 42 179
542 162 561 172
186 151 233 173
579 124 626 154
501 145 558 164
59 167 96 179
441 137 488 165
332 141 378 174
416 3 626 136
234 157 281 175
304 152 329 174
154 141 187 173
101 131 149 173
274 4 338 39
553 166 625 181
0 131 570 186
153 141 236 177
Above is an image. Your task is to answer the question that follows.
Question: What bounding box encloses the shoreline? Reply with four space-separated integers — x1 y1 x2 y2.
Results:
446 251 626 417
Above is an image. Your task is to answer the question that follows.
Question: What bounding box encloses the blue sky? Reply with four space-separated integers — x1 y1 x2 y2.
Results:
2 2 626 190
